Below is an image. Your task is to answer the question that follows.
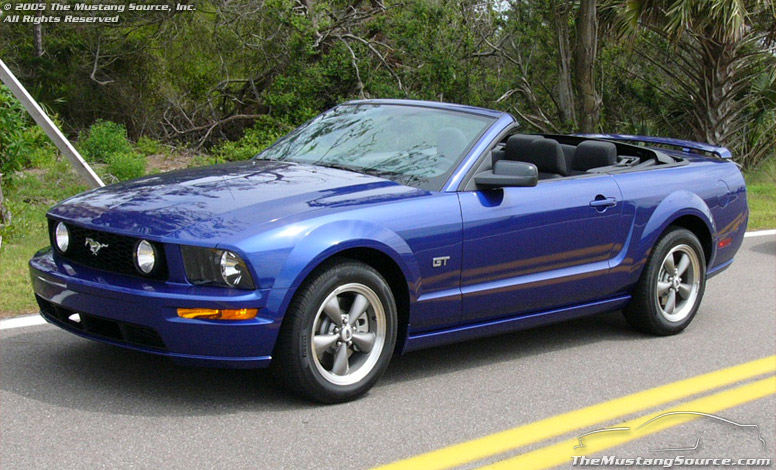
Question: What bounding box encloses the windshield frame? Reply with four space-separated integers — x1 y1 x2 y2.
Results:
254 103 498 191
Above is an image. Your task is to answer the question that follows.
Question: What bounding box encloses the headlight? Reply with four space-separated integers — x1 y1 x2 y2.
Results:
181 246 255 289
220 250 248 287
134 240 156 274
54 222 70 252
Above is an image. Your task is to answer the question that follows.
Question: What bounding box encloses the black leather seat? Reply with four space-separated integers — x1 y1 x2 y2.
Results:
491 148 506 164
504 135 567 179
560 144 576 173
572 141 618 173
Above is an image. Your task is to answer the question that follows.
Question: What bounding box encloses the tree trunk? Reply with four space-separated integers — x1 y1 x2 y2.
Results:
34 11 44 57
553 0 577 128
574 0 599 132
0 176 9 250
695 40 735 146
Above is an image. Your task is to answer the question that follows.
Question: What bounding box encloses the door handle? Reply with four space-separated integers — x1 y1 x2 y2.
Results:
589 195 617 210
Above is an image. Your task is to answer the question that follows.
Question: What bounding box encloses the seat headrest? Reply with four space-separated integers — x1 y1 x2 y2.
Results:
505 134 543 161
573 141 618 171
529 139 567 176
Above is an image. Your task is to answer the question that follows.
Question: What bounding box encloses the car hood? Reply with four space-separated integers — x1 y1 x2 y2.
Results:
49 160 426 242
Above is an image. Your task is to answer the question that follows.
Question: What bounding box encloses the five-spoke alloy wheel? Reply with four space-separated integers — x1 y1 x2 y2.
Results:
654 244 701 323
310 283 386 386
624 227 707 335
272 259 397 403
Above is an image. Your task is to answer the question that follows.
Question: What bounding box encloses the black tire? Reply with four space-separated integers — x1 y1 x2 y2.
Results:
623 227 707 336
271 259 397 403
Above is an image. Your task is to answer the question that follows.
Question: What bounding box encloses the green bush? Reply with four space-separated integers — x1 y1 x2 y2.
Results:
136 136 163 156
0 86 60 181
188 154 218 168
212 116 291 162
0 86 33 182
79 120 133 163
106 152 146 181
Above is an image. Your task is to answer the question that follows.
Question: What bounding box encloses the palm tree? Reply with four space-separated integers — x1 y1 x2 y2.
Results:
605 0 776 167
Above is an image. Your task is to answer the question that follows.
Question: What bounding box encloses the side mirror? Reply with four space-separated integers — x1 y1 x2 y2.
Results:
475 160 538 189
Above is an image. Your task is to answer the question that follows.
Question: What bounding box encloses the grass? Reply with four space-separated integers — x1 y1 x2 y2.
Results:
0 159 774 318
0 160 87 317
744 161 776 231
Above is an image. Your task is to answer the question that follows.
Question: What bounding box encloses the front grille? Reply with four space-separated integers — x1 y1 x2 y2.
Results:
37 295 167 350
49 220 167 280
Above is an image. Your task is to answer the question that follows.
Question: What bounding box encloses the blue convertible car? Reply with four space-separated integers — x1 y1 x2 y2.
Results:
30 100 748 402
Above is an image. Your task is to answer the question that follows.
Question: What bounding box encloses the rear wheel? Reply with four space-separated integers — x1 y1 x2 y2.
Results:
271 259 397 403
624 228 706 335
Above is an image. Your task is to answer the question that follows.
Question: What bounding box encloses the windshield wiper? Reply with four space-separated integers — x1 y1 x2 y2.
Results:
305 161 399 181
312 161 378 176
314 162 358 172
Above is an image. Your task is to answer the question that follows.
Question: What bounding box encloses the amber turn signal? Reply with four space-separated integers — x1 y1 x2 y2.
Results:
177 307 258 320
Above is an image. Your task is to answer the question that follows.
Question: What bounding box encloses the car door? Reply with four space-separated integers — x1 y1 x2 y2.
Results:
458 174 623 323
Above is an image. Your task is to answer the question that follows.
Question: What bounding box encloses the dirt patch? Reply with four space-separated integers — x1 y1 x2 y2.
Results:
21 167 48 177
146 151 197 173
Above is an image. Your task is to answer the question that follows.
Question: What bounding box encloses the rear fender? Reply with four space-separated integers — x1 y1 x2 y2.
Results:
638 190 716 270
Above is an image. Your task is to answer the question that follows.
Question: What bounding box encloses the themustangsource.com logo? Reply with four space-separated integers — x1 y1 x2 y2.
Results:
572 456 772 468
571 411 771 468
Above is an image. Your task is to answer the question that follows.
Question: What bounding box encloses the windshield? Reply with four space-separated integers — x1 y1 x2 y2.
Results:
256 103 495 190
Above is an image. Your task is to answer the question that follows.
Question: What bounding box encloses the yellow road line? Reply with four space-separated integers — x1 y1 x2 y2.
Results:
481 375 776 470
373 355 776 470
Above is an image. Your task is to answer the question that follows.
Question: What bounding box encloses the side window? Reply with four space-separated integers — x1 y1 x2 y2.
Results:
460 129 519 191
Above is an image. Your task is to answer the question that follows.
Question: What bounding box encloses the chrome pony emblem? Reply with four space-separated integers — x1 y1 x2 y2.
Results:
84 237 109 256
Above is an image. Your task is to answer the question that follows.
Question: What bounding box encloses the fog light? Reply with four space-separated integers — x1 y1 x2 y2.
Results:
135 240 156 274
55 222 70 252
177 308 258 320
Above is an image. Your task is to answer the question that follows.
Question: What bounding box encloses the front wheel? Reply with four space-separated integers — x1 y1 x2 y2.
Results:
271 259 397 403
624 228 706 336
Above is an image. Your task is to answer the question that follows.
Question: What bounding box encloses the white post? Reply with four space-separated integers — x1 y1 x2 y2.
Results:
0 59 104 188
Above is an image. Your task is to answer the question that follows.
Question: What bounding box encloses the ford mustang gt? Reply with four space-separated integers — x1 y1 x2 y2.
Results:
29 100 748 402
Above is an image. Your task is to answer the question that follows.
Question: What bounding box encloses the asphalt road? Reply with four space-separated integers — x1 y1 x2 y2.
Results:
2 235 774 469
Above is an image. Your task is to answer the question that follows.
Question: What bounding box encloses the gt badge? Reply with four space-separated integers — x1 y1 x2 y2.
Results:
432 256 450 268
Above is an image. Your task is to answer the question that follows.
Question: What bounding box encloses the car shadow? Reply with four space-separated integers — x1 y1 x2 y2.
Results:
383 310 640 385
749 239 775 255
0 327 314 415
1 311 640 416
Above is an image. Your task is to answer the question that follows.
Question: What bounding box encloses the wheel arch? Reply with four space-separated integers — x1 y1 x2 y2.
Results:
272 221 419 354
639 190 717 271
320 247 411 355
665 215 713 266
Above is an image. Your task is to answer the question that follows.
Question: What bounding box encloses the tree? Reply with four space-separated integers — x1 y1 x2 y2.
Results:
0 178 7 249
33 13 44 58
488 1 602 133
607 0 776 167
575 0 600 131
552 0 578 127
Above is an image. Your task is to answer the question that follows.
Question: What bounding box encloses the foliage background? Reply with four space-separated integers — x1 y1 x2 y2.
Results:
1 0 773 169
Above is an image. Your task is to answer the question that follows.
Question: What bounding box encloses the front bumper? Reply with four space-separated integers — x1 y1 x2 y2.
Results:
29 248 288 368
